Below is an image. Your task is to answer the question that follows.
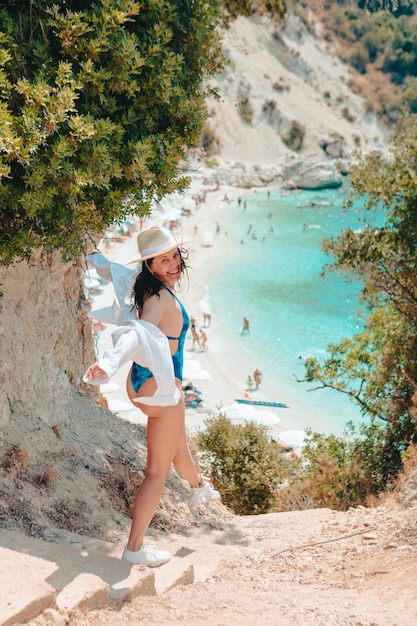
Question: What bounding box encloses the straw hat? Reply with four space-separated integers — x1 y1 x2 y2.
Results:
128 225 190 264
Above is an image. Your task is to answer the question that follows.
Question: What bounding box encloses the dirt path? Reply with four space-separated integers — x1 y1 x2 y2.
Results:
47 501 417 626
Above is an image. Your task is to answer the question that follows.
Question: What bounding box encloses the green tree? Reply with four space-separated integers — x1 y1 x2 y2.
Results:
196 414 290 514
349 42 370 72
0 0 285 265
357 0 415 16
403 76 417 113
0 0 226 264
304 114 417 485
382 19 417 76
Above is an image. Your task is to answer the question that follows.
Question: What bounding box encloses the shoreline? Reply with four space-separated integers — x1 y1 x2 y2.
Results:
178 181 306 438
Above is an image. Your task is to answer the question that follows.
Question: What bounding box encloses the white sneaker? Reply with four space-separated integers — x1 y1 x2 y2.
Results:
189 481 221 506
122 544 170 567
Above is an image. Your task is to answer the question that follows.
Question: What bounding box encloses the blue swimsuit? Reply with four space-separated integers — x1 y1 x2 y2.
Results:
130 285 190 393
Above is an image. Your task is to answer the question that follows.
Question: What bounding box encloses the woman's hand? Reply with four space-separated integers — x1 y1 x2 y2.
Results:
84 362 107 381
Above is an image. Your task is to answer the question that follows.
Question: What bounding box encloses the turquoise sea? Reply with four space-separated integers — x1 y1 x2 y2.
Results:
197 182 372 437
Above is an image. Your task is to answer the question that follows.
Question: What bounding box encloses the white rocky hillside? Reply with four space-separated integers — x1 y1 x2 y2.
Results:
205 14 388 173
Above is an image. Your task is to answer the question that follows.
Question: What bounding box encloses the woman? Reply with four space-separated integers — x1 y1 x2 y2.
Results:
84 226 220 567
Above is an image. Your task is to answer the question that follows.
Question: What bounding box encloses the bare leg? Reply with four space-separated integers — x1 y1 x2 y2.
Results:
172 420 200 486
126 401 199 552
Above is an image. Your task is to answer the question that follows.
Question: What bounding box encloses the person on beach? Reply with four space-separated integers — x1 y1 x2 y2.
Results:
183 381 202 405
200 329 208 351
246 374 254 390
242 317 250 333
83 226 220 568
191 327 201 350
253 367 263 390
203 312 211 327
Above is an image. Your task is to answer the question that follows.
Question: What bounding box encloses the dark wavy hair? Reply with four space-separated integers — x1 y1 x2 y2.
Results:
131 246 189 316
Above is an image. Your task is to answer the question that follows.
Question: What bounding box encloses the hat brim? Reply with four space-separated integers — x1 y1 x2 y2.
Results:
127 235 192 265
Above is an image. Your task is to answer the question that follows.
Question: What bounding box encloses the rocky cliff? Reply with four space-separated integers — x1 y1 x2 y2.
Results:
205 14 388 166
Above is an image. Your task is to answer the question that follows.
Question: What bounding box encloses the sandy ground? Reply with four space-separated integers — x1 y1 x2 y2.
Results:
53 499 417 626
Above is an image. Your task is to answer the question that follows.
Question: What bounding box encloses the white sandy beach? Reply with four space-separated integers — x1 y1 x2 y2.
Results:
87 174 300 446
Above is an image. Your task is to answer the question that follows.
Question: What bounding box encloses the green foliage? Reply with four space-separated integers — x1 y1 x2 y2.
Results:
302 114 417 488
0 0 286 265
357 0 415 16
195 414 290 514
195 414 400 514
402 76 417 113
302 0 417 121
382 20 417 76
349 42 370 72
275 417 411 511
274 428 375 511
223 1 286 20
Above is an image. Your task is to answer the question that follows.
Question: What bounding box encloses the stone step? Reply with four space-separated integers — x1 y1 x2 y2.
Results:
108 537 222 594
0 529 206 625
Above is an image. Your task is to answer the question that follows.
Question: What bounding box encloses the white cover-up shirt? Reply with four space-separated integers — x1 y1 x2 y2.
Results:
83 253 180 407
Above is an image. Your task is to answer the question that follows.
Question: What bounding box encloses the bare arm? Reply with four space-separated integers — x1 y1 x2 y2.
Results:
139 291 167 326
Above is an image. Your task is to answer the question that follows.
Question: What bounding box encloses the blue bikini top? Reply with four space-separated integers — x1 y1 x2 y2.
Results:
162 284 190 380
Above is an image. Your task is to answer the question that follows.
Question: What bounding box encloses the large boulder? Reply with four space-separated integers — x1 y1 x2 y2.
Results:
282 155 343 190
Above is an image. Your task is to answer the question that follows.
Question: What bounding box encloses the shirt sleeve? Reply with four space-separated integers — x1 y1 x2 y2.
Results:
83 329 139 385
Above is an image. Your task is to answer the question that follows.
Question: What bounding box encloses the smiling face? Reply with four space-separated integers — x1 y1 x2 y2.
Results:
148 247 182 288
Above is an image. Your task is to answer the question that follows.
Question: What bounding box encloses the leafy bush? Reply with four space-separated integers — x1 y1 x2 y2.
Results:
281 119 305 150
0 0 286 265
238 96 254 124
195 414 290 514
194 414 411 515
302 0 417 121
200 123 222 156
402 76 417 113
349 42 370 72
274 426 380 512
357 0 415 17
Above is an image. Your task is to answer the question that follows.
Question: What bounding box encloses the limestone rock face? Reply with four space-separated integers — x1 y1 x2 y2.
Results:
201 162 283 189
0 250 96 426
206 15 388 165
282 155 343 189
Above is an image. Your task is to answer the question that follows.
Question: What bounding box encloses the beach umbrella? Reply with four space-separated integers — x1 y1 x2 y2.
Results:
218 404 281 426
182 358 211 381
276 430 306 448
